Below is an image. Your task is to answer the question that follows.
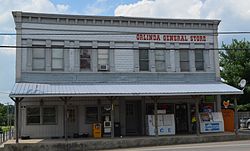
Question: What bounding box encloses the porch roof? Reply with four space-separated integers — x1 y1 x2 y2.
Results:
9 82 242 98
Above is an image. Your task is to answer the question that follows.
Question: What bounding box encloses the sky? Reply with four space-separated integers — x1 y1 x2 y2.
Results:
0 0 250 104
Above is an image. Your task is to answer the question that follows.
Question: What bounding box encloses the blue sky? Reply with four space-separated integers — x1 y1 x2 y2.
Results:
0 0 250 104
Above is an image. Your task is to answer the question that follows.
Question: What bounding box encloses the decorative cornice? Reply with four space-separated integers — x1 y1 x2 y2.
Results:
12 11 220 30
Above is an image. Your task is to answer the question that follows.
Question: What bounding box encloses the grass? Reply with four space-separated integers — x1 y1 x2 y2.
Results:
0 126 13 132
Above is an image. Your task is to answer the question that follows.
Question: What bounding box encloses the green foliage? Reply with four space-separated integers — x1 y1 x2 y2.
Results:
220 39 250 105
0 103 14 126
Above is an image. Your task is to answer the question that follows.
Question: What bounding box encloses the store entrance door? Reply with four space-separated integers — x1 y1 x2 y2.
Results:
67 106 78 137
175 104 188 133
125 101 141 136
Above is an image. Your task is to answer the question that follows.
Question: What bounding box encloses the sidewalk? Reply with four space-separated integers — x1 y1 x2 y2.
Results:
1 132 250 151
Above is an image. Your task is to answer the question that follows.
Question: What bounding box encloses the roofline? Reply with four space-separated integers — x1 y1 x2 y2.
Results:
12 11 221 25
9 91 243 98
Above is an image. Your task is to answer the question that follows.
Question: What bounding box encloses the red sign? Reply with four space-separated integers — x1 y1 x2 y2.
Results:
136 33 207 42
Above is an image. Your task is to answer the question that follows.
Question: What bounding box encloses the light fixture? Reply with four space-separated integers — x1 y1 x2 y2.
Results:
239 79 246 90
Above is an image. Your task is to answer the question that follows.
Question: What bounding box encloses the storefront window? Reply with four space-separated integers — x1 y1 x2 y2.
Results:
27 106 57 125
27 107 40 125
43 106 56 124
86 107 98 123
52 48 64 70
180 50 189 72
80 49 91 70
195 50 204 71
139 49 149 71
32 47 45 71
155 50 166 72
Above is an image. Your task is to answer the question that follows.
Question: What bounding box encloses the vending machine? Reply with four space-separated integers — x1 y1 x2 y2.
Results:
103 115 111 137
92 123 102 138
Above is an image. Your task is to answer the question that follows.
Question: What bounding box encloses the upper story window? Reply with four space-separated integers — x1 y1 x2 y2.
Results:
180 50 189 72
139 49 149 71
80 49 91 70
32 47 45 71
155 50 165 72
195 50 204 71
98 49 109 71
52 48 64 71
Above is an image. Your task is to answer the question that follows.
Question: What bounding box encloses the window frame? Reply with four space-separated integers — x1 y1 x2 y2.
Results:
139 49 149 71
179 50 190 72
26 106 57 125
80 49 92 71
32 47 46 71
155 50 166 72
26 106 41 125
42 106 57 125
85 106 98 124
195 50 204 71
51 48 64 71
97 49 109 71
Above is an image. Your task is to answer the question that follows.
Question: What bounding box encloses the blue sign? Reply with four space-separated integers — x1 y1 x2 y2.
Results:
205 123 220 131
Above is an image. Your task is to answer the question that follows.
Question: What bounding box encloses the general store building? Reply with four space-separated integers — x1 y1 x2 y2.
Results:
10 12 242 141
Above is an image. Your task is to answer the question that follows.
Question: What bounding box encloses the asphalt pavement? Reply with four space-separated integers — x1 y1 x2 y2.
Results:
103 140 250 151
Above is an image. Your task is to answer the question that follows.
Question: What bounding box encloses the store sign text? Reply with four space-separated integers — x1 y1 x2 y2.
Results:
136 33 207 42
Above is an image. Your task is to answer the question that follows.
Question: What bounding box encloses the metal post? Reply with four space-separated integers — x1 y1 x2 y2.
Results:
64 100 68 141
234 97 239 135
111 98 115 138
154 97 158 137
195 100 200 136
15 99 19 143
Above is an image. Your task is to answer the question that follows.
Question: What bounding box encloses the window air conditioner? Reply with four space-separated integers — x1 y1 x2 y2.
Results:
98 64 109 71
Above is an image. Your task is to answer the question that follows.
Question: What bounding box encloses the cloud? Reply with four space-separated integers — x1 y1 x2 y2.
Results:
115 0 202 19
114 0 250 44
84 0 111 15
0 0 70 55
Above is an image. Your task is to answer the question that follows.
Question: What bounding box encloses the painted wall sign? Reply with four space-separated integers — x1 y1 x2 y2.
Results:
136 33 207 42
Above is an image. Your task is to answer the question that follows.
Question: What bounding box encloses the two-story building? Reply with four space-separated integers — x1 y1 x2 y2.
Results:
10 11 242 141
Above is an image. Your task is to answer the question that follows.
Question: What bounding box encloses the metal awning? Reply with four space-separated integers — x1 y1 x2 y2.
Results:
9 82 243 98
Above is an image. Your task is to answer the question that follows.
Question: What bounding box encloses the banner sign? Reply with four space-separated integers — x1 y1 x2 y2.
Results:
136 33 207 42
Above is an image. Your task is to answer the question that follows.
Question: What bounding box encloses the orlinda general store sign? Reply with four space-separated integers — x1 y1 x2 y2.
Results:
136 33 207 42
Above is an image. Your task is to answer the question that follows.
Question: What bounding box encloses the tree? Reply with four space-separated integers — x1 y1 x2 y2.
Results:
0 103 14 126
220 39 250 105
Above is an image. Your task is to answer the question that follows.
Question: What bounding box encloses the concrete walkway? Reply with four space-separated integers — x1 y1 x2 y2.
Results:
1 133 250 151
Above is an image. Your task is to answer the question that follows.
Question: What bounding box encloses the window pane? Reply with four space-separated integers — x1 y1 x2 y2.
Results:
33 48 45 58
180 62 189 71
139 50 149 71
180 51 189 72
80 49 91 70
52 48 63 58
155 50 165 72
139 50 148 59
33 59 45 70
139 60 149 71
180 50 189 61
85 107 98 124
196 61 204 71
27 107 40 124
195 50 204 71
98 49 109 65
52 59 63 69
156 61 165 72
43 107 56 124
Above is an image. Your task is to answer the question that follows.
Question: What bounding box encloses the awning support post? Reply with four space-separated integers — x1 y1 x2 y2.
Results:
152 96 159 137
60 97 72 141
195 100 200 136
10 97 24 144
234 96 239 135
